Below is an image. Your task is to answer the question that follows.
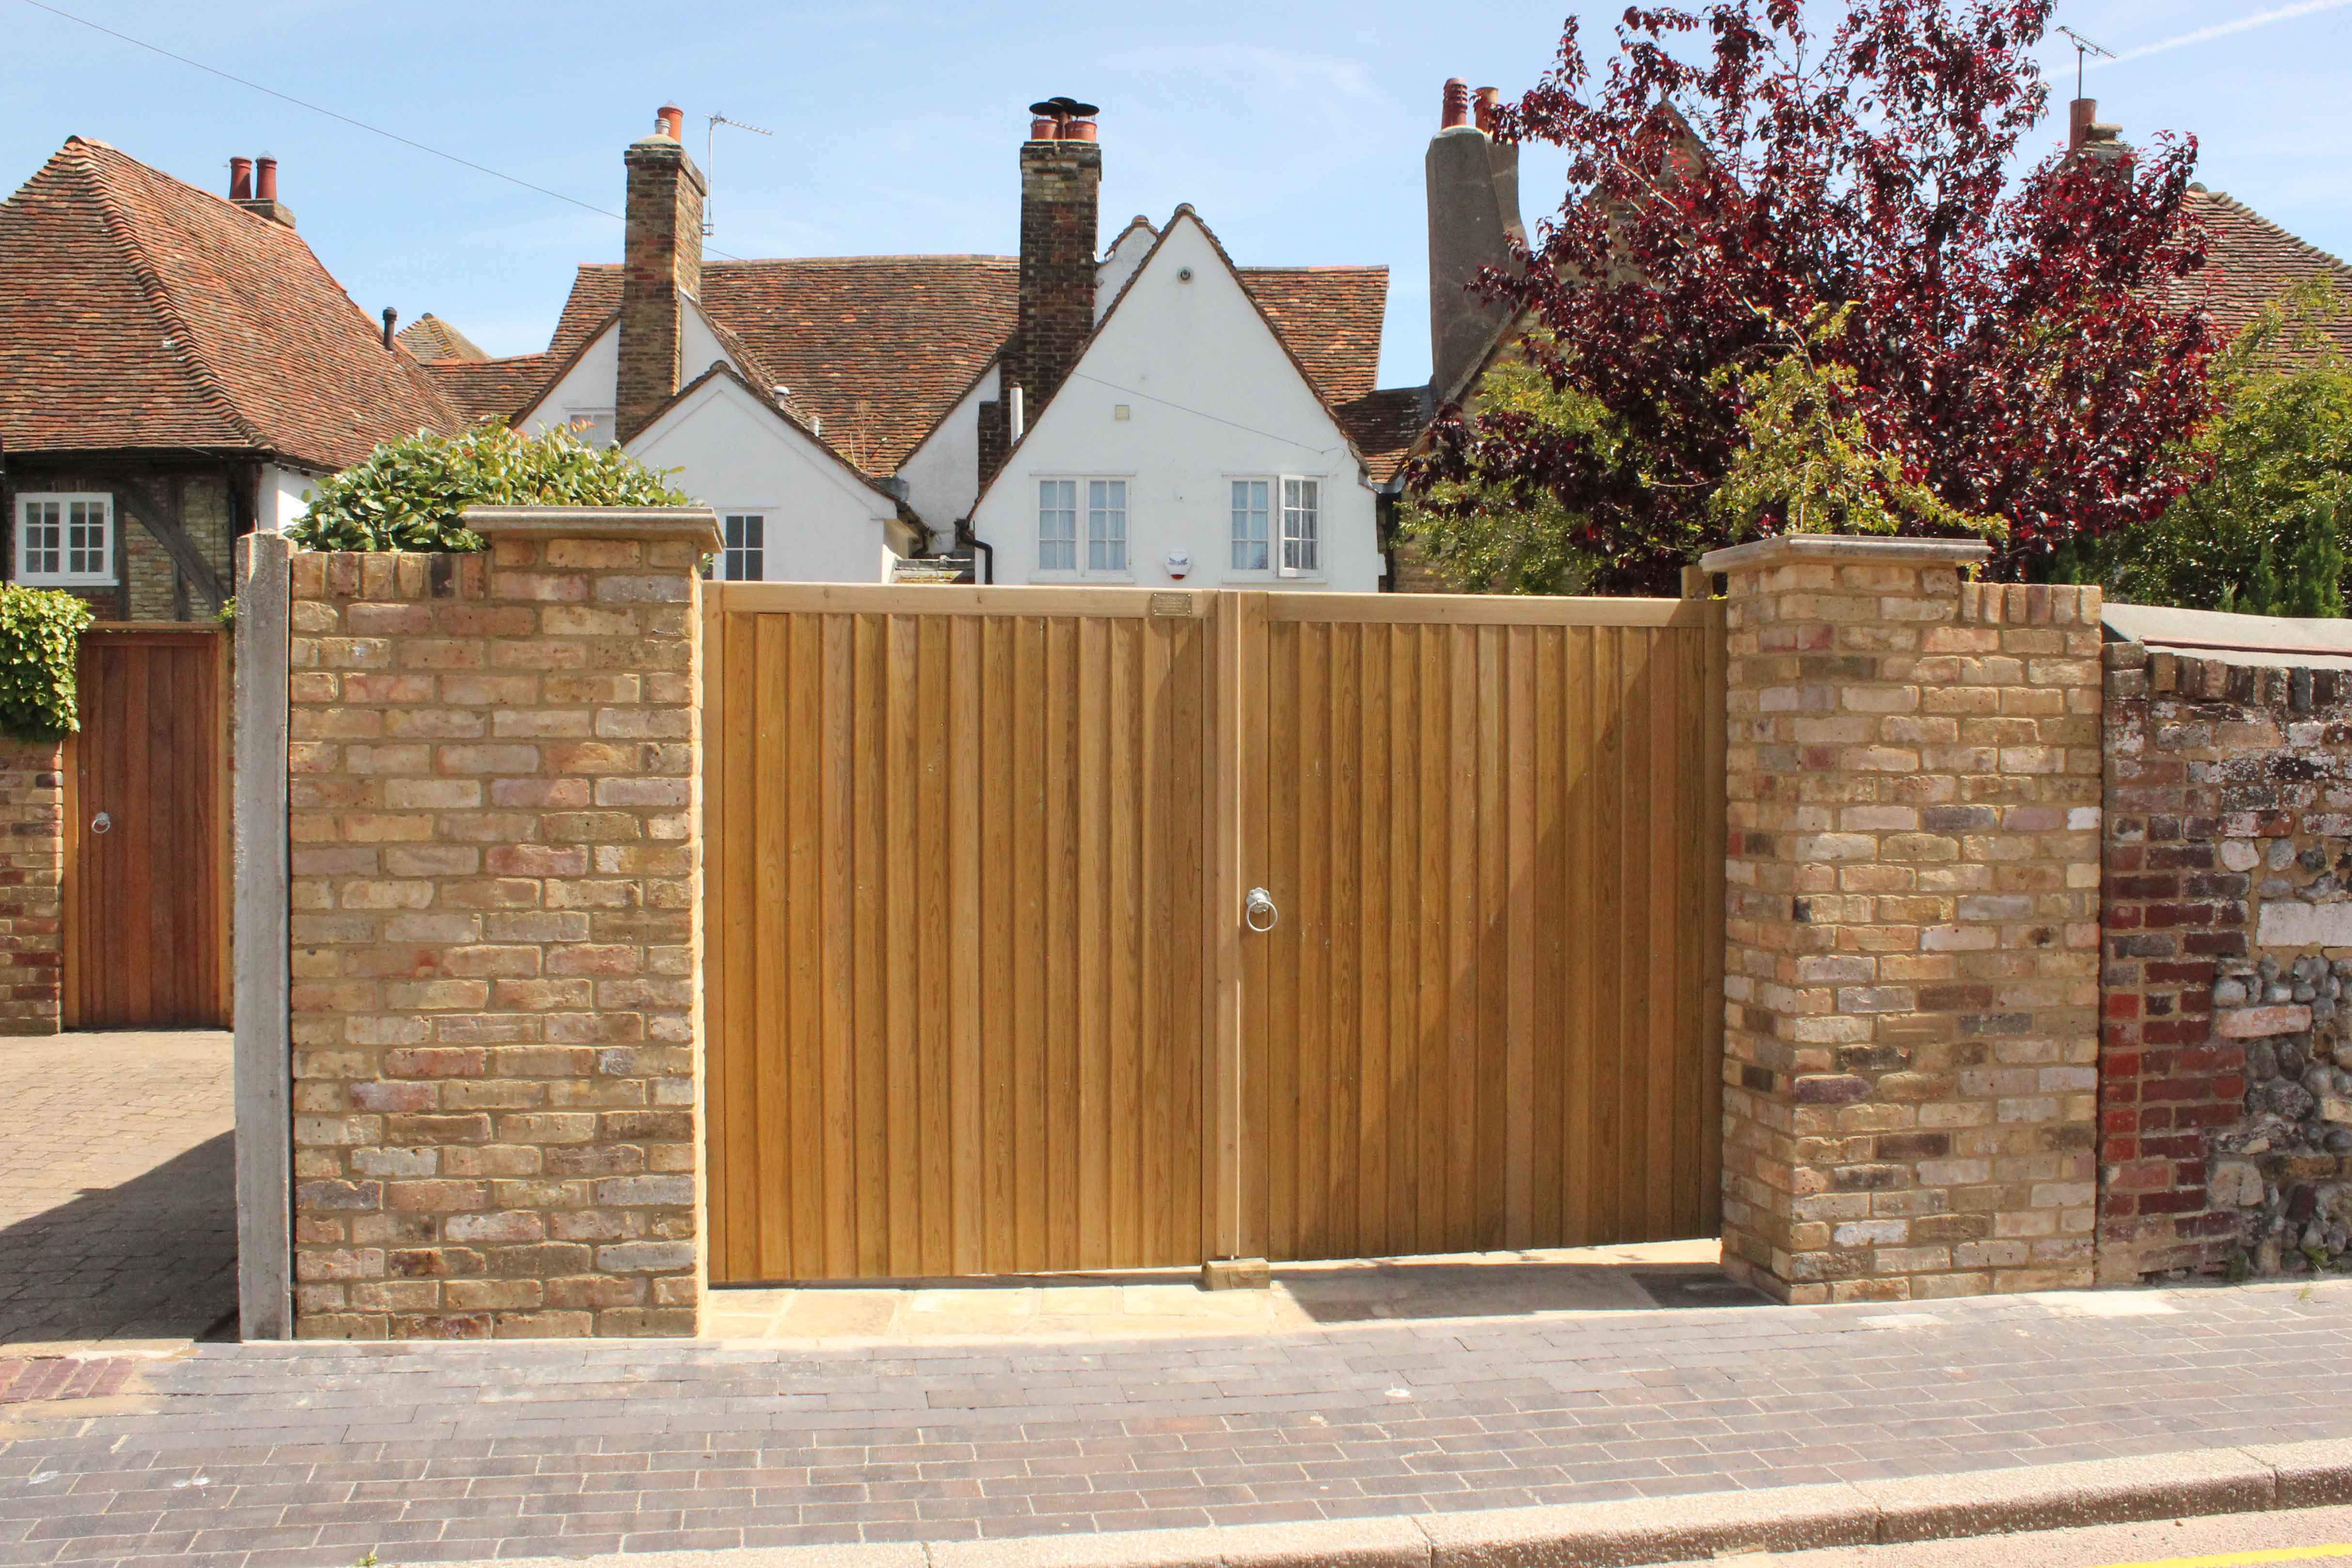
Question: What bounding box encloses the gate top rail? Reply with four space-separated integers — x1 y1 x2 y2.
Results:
707 582 1708 628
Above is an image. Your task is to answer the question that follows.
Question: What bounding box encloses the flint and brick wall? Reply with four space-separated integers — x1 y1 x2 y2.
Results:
1711 537 2103 1303
2100 646 2352 1281
0 742 64 1035
284 509 716 1337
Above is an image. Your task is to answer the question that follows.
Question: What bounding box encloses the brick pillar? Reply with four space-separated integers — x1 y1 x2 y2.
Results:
284 506 720 1338
0 740 64 1035
1705 535 2104 1302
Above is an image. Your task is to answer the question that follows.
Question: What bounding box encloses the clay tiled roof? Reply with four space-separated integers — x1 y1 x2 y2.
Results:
547 257 1019 472
0 138 458 469
1334 387 1429 484
1240 267 1388 405
544 250 1389 474
2185 188 2352 357
396 312 488 362
423 353 560 424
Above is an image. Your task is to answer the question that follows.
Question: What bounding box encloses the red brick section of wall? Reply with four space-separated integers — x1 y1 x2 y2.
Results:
2099 644 2352 1281
1708 536 2103 1303
284 507 719 1338
0 741 64 1034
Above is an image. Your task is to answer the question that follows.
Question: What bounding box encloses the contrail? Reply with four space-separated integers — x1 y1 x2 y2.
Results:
2094 0 2352 64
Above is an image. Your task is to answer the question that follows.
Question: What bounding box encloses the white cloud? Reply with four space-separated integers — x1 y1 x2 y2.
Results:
2095 0 2352 64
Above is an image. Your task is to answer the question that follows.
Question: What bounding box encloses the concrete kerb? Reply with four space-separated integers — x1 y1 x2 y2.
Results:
460 1439 2352 1568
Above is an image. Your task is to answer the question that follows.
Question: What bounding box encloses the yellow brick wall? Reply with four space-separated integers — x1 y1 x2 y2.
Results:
0 741 64 1034
1714 543 2103 1303
284 519 711 1339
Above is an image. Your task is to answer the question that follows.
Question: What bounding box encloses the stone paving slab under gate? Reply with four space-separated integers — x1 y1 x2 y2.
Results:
1 1278 2350 1568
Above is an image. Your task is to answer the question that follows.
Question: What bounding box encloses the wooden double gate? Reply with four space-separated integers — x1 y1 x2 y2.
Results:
704 586 1725 1284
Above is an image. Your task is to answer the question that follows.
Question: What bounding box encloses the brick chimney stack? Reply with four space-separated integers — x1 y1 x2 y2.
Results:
981 97 1101 481
617 103 707 445
2068 97 2127 165
1426 78 1522 401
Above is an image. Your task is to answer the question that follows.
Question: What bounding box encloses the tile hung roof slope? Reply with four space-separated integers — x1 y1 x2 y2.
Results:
424 353 561 424
2186 187 2352 357
395 311 488 362
544 253 1388 474
0 138 458 469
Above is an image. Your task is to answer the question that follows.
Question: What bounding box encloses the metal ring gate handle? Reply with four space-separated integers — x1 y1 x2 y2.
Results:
1244 887 1279 934
90 811 112 836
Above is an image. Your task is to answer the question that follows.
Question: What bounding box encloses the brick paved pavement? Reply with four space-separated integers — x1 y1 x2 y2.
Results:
1 1278 2350 1568
0 1032 235 1351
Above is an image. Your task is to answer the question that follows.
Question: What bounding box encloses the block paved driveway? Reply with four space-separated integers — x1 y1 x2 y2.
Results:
3 1278 2352 1567
0 1032 235 1352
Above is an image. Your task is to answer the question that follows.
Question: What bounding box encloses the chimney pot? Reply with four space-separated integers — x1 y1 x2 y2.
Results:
657 104 684 140
1442 78 1471 129
2069 97 2096 152
255 156 278 201
382 306 398 351
229 156 253 201
1062 117 1098 142
1029 116 1060 141
1473 87 1500 135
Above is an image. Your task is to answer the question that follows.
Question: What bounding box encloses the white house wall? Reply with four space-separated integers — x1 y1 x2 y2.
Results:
626 375 900 584
520 321 619 438
257 463 314 530
973 216 1382 592
895 362 997 546
1094 223 1154 324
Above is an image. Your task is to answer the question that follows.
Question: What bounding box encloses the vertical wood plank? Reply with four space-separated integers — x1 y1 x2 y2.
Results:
1503 625 1536 1249
916 616 953 1275
950 615 985 1275
820 613 858 1275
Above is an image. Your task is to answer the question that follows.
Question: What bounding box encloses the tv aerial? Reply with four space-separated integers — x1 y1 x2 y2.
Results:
2056 26 2114 98
703 112 774 239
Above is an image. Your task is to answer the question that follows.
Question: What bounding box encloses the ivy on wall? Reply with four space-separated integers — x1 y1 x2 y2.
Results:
0 587 94 741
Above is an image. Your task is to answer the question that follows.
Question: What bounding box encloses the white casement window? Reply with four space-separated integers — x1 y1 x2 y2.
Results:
1038 479 1077 572
1280 478 1320 577
14 493 112 587
1087 479 1127 573
720 513 765 581
1231 479 1269 571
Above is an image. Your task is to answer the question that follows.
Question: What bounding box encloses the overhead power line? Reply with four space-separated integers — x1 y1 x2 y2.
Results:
16 0 744 258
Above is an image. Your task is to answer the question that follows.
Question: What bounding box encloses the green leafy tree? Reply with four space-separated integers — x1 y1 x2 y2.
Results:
0 587 95 740
1397 345 1634 593
2060 281 2352 615
290 425 693 553
1401 314 1994 594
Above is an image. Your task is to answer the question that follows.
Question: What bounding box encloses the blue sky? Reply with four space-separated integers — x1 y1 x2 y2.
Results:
9 0 2351 389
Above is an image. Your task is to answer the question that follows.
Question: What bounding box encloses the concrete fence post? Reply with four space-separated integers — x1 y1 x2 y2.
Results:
1703 535 2104 1302
281 506 719 1338
234 530 295 1338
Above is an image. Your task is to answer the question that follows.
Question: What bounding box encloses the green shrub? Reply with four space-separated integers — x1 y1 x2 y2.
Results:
0 586 94 741
290 424 694 553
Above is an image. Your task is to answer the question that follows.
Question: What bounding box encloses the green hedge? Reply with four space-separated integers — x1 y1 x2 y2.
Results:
289 424 693 553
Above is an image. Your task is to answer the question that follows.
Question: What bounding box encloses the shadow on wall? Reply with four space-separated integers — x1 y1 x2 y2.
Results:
0 1130 236 1347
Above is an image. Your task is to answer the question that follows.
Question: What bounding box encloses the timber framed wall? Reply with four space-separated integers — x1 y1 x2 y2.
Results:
704 584 1728 1283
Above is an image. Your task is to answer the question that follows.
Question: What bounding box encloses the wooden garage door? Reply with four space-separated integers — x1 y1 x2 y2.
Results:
705 586 1725 1283
1232 595 1727 1261
704 586 1216 1283
65 628 230 1029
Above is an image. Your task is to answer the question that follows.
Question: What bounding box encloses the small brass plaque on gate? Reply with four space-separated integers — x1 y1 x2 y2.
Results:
1148 593 1193 618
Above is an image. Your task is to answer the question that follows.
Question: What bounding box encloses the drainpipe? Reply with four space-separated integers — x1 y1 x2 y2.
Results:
955 517 994 585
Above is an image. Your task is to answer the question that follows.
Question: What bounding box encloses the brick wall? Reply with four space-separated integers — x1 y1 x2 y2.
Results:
2099 645 2352 1281
284 507 719 1338
1708 536 2103 1303
616 132 705 446
0 741 64 1035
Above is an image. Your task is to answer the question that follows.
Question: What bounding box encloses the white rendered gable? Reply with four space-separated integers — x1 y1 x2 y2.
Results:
626 373 901 584
517 305 751 442
972 212 1381 591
